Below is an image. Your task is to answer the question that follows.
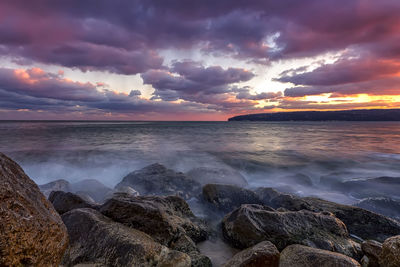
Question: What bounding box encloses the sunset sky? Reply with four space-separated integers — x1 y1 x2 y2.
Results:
1 0 400 120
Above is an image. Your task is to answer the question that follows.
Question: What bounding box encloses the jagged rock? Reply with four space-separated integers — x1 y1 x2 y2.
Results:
70 178 112 203
187 167 248 187
116 163 201 199
49 190 98 214
61 208 191 266
379 235 400 267
223 241 279 267
256 188 400 242
222 204 361 260
39 179 70 198
279 245 361 267
202 184 263 212
100 194 208 246
361 240 382 267
0 152 68 266
356 197 400 221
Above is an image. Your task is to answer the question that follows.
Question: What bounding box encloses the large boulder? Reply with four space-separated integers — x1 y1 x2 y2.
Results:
49 190 98 214
361 240 382 267
356 197 400 221
0 152 69 266
116 163 201 200
256 188 400 242
379 235 400 267
202 184 263 213
279 245 361 267
187 167 248 187
39 178 70 198
170 235 212 267
99 194 208 246
62 208 191 266
222 204 361 259
223 241 279 267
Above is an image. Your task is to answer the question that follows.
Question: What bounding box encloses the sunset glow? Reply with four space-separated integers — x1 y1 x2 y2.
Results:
1 1 400 120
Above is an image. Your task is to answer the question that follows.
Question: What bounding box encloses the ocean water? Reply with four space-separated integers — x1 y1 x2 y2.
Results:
1 120 400 204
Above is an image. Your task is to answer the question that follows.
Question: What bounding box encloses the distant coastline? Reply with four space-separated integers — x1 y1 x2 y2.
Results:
228 109 400 121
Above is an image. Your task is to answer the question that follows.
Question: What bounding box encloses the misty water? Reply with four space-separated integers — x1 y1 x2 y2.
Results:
1 120 400 206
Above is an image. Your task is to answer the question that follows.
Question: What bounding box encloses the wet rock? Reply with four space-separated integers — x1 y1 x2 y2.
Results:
356 197 400 221
379 235 400 267
256 188 400 242
361 240 382 267
222 204 361 259
116 163 201 200
0 152 68 266
49 190 98 214
39 178 70 198
100 194 208 246
104 185 140 202
171 235 212 267
70 178 112 203
62 208 191 266
187 167 248 187
223 241 279 267
279 244 361 267
202 184 263 212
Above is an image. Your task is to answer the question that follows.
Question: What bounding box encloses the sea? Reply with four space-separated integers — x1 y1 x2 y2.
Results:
1 120 400 205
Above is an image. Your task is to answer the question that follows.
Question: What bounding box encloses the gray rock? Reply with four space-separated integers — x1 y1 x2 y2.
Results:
187 167 248 187
223 241 280 267
256 188 400 242
170 235 212 267
379 235 400 267
222 204 362 260
70 178 112 203
100 194 208 246
116 163 201 200
361 240 382 267
279 244 361 267
202 184 263 213
0 152 68 266
39 179 71 198
62 208 191 266
356 197 400 221
49 190 98 214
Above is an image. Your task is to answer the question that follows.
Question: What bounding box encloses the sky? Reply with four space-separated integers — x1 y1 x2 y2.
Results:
0 0 400 120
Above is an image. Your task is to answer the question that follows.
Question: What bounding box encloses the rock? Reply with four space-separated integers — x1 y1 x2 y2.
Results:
62 208 191 266
222 204 361 259
104 185 140 201
223 241 279 267
0 152 68 266
49 190 98 214
356 197 400 221
361 240 382 267
100 194 208 246
279 245 361 267
202 184 263 212
75 191 97 203
256 188 400 242
379 235 400 267
170 235 212 267
361 256 370 267
70 178 112 203
116 163 201 200
39 179 71 198
187 167 248 187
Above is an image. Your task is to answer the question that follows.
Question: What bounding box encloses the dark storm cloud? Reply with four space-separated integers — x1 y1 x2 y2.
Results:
141 61 255 103
1 0 400 72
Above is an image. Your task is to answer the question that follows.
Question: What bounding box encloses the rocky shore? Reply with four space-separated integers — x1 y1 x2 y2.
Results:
1 152 400 266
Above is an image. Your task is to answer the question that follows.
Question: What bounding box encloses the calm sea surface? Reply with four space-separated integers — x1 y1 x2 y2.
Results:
1 121 400 203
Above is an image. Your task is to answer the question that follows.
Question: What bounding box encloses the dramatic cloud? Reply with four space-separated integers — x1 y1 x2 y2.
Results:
1 0 400 119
